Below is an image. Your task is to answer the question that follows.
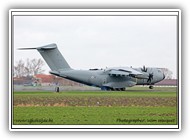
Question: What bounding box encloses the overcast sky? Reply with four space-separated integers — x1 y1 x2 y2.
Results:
13 15 177 78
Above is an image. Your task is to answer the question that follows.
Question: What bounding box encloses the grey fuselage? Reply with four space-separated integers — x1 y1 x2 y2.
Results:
52 67 165 89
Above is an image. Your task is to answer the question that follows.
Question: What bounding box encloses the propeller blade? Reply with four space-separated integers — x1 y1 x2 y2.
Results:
147 73 153 84
141 65 147 72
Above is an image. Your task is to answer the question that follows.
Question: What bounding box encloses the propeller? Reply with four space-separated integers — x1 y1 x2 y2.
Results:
141 65 147 72
140 66 154 87
147 73 153 84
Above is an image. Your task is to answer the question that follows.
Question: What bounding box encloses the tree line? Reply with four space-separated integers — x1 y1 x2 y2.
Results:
14 58 45 78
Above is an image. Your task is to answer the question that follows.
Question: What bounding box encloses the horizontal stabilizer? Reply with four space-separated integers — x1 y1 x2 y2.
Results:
18 43 57 50
18 48 37 50
37 43 57 50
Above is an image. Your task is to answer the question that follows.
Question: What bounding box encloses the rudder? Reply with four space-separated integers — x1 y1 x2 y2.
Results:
36 43 71 71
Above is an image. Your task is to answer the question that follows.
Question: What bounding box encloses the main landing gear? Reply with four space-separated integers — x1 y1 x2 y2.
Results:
101 87 125 91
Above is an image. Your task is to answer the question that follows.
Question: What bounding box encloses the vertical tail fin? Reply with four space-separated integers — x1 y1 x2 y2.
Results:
36 43 71 71
19 43 71 71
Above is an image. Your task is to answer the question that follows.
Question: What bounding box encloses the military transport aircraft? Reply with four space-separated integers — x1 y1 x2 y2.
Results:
19 43 165 91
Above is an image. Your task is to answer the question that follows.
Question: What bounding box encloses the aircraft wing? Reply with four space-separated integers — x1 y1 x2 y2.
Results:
108 67 146 78
109 69 130 76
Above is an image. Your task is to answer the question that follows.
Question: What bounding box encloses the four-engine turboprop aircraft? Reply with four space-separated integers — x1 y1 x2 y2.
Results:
19 43 165 91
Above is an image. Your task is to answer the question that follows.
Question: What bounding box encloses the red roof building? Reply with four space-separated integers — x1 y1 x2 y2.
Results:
155 79 177 86
34 74 82 86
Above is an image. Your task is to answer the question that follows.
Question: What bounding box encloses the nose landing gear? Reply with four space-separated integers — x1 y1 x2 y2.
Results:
149 85 153 89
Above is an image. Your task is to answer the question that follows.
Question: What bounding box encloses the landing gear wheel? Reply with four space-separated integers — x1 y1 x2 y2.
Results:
149 85 153 89
121 88 125 91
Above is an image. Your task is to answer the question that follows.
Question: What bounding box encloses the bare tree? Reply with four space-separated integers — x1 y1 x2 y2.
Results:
14 58 45 77
24 58 32 76
160 68 173 79
14 60 26 78
30 58 45 75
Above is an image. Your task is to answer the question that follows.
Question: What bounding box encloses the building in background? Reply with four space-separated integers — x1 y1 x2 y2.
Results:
13 74 82 86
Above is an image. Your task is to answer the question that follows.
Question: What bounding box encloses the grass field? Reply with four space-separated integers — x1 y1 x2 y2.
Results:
13 86 178 125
